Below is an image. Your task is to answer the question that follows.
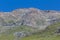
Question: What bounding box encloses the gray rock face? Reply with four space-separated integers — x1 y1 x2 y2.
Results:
0 8 60 30
57 29 60 33
14 31 32 38
56 27 60 33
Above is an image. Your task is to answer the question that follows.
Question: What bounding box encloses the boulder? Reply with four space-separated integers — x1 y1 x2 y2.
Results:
14 31 32 38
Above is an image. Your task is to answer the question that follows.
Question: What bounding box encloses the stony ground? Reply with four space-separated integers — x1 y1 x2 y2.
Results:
0 8 60 40
0 22 60 40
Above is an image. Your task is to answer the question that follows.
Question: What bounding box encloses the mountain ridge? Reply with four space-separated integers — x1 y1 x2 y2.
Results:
0 8 60 30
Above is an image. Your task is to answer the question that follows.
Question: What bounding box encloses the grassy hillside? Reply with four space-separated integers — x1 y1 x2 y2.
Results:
0 22 60 40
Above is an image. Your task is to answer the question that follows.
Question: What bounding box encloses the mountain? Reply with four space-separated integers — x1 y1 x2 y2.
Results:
0 8 60 30
0 8 60 40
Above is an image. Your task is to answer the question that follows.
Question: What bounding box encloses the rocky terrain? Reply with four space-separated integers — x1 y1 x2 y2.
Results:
0 8 60 40
0 8 60 28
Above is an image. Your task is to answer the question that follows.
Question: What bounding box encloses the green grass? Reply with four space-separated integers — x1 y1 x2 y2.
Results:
21 34 60 40
0 22 60 40
21 22 60 40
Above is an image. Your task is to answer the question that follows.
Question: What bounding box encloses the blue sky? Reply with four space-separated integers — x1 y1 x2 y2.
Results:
0 0 60 12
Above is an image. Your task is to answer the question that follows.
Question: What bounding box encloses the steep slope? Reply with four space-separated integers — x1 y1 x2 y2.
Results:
0 8 60 30
0 21 60 40
0 8 60 40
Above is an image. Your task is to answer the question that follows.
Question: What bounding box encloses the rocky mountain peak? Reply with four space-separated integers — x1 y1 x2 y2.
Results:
0 8 60 30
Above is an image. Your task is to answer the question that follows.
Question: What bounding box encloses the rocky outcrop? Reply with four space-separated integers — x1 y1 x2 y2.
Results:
14 31 32 38
0 8 60 30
